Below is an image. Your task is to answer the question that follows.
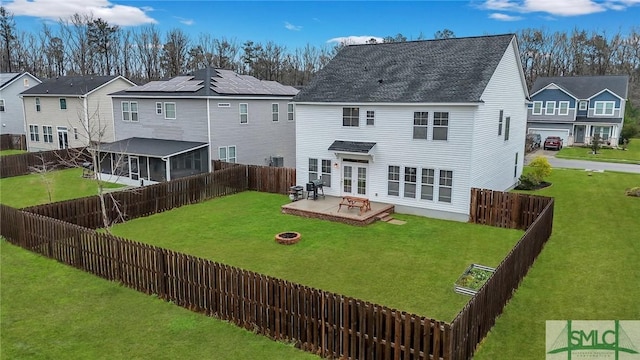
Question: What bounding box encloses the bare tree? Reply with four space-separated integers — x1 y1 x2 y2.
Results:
134 25 163 81
0 6 17 72
161 28 191 77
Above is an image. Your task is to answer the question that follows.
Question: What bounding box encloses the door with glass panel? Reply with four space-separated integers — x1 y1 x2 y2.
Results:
57 127 69 149
129 156 140 181
342 163 367 196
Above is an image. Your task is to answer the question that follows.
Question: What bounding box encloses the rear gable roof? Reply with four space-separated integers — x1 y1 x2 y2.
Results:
530 75 629 99
21 75 124 96
293 34 516 103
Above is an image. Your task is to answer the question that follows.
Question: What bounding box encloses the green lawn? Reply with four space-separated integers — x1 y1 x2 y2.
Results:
474 169 640 360
110 192 523 321
0 240 317 360
0 168 123 208
556 138 640 164
0 149 27 156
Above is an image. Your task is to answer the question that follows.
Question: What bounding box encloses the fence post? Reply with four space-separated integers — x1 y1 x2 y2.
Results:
155 247 167 299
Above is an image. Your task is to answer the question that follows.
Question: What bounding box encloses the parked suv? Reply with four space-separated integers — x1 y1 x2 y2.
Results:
543 136 563 151
526 133 542 149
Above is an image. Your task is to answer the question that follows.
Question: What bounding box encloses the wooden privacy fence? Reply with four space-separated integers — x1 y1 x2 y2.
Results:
453 188 555 359
214 160 296 194
0 147 89 178
1 205 451 360
23 166 248 229
0 134 26 151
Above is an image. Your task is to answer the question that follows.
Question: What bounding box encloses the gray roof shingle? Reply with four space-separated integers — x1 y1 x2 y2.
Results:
0 73 21 89
293 34 516 103
21 75 119 96
98 137 208 158
328 140 376 153
530 75 629 99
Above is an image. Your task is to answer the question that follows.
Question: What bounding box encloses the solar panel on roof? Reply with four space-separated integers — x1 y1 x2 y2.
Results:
127 77 203 92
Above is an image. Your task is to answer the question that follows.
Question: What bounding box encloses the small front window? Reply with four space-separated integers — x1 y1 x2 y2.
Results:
156 102 162 115
558 101 569 115
342 107 359 127
532 101 542 115
59 98 67 110
579 101 588 111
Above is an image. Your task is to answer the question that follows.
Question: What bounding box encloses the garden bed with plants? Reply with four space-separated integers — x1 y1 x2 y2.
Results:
454 264 496 296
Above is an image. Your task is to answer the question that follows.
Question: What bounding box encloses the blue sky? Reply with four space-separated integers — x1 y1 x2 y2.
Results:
4 0 640 48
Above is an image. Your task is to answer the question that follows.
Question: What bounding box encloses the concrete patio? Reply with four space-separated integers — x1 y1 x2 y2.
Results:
281 195 395 225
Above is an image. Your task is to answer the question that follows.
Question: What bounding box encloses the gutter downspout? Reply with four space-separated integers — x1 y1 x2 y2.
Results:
207 98 212 173
83 95 89 145
20 95 28 151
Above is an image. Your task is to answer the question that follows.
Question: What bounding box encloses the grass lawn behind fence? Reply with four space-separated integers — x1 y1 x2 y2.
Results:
0 149 27 156
475 168 640 360
0 239 317 360
556 137 640 164
111 191 523 321
0 168 123 208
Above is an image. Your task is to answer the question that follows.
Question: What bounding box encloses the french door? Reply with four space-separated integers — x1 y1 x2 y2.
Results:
57 127 69 149
342 163 367 196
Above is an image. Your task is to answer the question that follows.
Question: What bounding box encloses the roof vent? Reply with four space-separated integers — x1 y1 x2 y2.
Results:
378 79 383 84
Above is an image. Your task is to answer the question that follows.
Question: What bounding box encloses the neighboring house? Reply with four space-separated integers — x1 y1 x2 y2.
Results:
293 34 529 221
103 68 298 185
526 75 629 147
20 75 136 152
0 72 41 135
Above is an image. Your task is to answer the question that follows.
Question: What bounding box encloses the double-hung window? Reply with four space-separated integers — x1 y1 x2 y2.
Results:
438 170 453 203
287 103 294 121
122 101 138 122
558 101 569 115
532 101 542 115
343 107 359 127
594 101 615 116
504 116 511 141
309 158 319 182
321 159 331 187
432 112 449 140
404 167 417 198
592 126 611 140
272 103 279 122
388 165 400 196
164 102 176 119
421 169 435 200
498 110 503 135
579 101 588 111
43 126 53 143
219 145 236 163
239 103 248 123
413 112 428 139
366 110 375 126
59 98 67 110
29 125 39 141
0 99 4 112
545 101 555 115
35 98 41 112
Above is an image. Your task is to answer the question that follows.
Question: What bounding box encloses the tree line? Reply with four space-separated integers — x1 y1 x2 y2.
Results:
1 7 639 106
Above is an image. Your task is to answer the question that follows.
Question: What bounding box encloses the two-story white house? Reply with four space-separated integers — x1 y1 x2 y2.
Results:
98 68 298 185
0 72 41 135
526 75 629 147
20 75 136 152
293 34 529 221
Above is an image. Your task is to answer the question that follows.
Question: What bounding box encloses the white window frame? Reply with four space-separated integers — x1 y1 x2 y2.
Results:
156 102 162 115
35 97 41 112
413 111 428 140
432 112 449 141
504 116 511 141
23 78 29 87
239 103 248 124
321 159 332 187
514 153 519 178
287 103 294 121
594 101 615 116
59 98 67 110
532 101 543 115
342 107 359 127
592 126 611 141
558 101 570 115
498 110 503 135
271 103 279 122
29 124 39 141
0 99 4 112
218 145 237 163
366 110 375 126
122 101 139 122
579 100 588 111
43 125 53 143
388 165 400 196
403 167 417 198
438 170 453 203
164 102 176 120
545 101 555 115
309 158 319 182
421 168 435 201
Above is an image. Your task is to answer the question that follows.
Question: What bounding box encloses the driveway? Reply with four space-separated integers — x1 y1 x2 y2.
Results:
524 149 640 174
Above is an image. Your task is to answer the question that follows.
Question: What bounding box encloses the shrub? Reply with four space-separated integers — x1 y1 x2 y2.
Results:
529 156 552 184
591 133 601 154
625 187 640 197
516 173 539 190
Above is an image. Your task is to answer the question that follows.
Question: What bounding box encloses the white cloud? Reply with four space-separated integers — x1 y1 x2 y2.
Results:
489 12 523 21
5 0 157 26
481 0 631 16
284 21 302 31
175 17 194 26
327 36 384 45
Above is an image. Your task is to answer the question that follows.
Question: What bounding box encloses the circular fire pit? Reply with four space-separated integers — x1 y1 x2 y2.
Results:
275 231 301 245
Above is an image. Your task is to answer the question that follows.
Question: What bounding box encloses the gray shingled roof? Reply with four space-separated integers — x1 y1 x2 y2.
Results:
98 137 208 158
112 68 298 97
21 75 119 96
0 73 21 89
293 34 515 103
328 140 376 153
530 75 629 99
